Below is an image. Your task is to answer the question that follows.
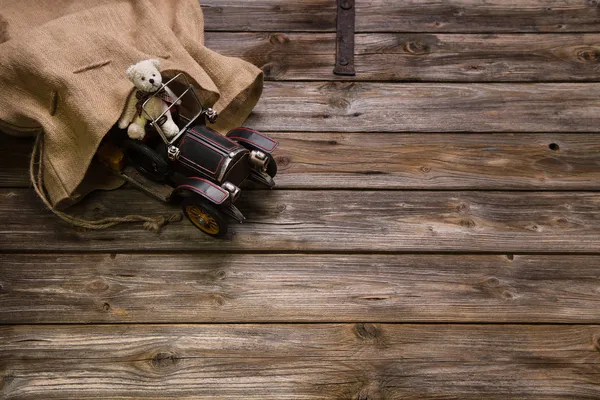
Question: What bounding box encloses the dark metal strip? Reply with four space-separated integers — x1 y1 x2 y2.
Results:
334 0 356 76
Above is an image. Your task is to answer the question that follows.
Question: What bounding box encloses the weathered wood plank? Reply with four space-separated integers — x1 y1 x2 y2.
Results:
4 83 599 134
201 0 600 33
4 133 600 190
2 324 600 399
206 32 600 81
1 253 600 323
1 189 599 252
246 82 600 132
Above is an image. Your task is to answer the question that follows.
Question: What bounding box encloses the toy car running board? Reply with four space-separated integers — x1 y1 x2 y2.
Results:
120 166 174 202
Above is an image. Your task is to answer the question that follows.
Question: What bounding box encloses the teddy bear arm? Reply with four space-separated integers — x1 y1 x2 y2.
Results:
164 86 182 105
117 92 138 129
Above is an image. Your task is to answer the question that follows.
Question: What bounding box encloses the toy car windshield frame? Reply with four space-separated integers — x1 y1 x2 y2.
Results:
140 72 206 146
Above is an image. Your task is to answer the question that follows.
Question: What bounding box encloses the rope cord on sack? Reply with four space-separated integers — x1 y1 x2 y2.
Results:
29 132 181 231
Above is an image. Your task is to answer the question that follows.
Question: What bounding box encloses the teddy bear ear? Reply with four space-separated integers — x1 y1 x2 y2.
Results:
126 65 136 80
149 59 161 68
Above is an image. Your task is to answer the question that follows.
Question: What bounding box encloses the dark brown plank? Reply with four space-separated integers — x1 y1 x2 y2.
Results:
206 32 600 81
201 0 600 33
246 82 600 132
4 133 600 190
1 188 599 253
2 324 600 399
0 134 32 188
2 253 600 323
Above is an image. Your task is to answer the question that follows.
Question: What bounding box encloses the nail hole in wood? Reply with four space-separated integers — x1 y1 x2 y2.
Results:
549 143 560 151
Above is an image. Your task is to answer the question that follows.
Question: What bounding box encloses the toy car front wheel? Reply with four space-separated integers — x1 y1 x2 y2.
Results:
266 154 277 178
182 197 228 238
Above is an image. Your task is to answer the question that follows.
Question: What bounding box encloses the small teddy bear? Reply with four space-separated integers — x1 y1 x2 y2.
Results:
118 59 180 140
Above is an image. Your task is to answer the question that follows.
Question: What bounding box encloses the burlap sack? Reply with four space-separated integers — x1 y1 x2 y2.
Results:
0 0 263 208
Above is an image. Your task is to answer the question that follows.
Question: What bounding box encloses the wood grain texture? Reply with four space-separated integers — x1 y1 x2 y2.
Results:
201 0 600 33
2 324 600 399
205 32 600 81
1 253 600 323
246 82 600 132
1 189 599 253
4 133 600 190
5 83 599 135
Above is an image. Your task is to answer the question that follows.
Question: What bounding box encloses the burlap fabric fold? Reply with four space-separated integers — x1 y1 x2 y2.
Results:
0 0 263 208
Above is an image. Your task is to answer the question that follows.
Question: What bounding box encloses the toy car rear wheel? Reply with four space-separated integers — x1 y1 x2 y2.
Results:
123 139 169 182
181 196 228 238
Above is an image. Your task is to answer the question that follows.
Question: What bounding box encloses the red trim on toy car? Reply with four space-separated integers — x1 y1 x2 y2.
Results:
177 177 229 205
227 127 278 152
190 127 240 151
179 134 224 175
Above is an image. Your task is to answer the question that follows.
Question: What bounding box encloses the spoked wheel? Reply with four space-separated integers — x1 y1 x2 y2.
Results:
182 196 228 238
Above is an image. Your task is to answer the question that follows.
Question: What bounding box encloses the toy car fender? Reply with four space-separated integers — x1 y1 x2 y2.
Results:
226 127 278 154
175 177 230 205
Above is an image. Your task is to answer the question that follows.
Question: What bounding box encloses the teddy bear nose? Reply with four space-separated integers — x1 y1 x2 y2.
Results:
149 78 155 84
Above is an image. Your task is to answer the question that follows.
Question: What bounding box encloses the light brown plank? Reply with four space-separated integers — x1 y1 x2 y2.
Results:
4 133 600 190
246 82 600 132
2 324 600 399
206 32 600 81
1 189 599 253
3 83 599 134
201 0 600 33
1 253 600 323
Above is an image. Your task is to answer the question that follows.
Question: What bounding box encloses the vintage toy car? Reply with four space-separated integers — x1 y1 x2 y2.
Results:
98 73 278 238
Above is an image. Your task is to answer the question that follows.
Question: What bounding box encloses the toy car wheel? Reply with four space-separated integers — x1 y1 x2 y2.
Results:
123 139 169 182
266 154 277 178
181 196 228 238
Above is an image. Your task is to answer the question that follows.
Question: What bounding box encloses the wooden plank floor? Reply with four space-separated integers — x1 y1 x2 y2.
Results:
2 1 600 398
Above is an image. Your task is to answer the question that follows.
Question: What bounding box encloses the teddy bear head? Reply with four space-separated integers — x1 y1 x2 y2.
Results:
126 59 163 93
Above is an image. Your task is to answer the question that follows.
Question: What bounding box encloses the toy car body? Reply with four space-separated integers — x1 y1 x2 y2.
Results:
99 73 278 237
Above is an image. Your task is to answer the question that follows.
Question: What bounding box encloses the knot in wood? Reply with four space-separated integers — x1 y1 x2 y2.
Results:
404 41 429 55
262 62 282 80
275 156 291 168
354 323 381 340
502 290 516 300
269 33 290 45
151 352 180 369
87 279 109 292
460 219 476 228
485 277 500 287
577 49 600 62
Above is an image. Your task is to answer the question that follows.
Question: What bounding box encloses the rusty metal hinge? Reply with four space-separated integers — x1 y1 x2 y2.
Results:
334 0 355 76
